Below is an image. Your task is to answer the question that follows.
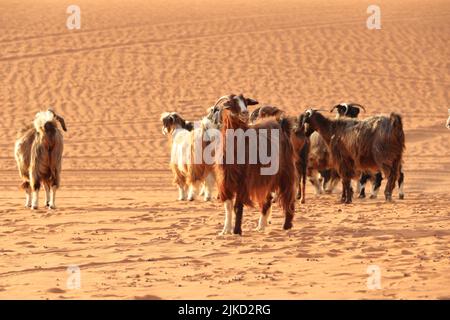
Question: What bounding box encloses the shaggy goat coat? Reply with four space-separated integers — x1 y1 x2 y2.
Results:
305 111 405 203
217 108 297 234
15 110 66 209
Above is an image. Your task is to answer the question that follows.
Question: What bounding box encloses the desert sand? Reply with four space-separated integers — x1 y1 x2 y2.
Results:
0 0 449 299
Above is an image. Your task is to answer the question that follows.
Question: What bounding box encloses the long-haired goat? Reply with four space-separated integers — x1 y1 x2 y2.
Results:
14 109 67 210
214 94 297 235
161 112 216 201
249 105 309 204
307 103 364 195
327 103 405 200
300 109 405 203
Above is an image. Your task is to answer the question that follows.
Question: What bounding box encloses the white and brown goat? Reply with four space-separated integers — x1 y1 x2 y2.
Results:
14 109 67 210
161 112 216 201
213 94 297 235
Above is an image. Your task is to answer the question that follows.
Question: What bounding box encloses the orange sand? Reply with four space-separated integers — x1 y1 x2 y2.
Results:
0 0 449 299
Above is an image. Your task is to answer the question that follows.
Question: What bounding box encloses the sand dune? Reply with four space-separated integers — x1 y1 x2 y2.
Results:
0 0 449 299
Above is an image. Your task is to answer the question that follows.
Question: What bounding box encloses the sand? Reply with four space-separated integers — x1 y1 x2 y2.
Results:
0 0 449 299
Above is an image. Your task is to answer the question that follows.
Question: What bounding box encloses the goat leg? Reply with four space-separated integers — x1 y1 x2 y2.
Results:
44 183 51 208
370 172 383 199
256 195 273 232
398 170 405 200
219 200 234 235
358 173 371 198
341 179 353 204
282 199 295 231
340 181 346 203
233 201 244 235
383 163 398 202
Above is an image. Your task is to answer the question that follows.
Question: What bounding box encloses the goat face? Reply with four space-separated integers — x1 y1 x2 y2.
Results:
205 105 222 127
297 113 314 137
300 108 330 133
33 109 67 138
222 94 258 120
161 112 188 135
301 109 316 126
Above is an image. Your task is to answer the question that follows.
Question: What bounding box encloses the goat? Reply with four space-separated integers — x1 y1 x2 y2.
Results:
327 103 405 200
161 112 216 201
249 105 309 203
300 109 405 203
214 94 297 235
14 109 67 210
307 103 364 196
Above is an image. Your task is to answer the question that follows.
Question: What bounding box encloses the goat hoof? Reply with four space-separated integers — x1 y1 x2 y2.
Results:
48 205 56 210
219 228 233 236
187 197 194 201
369 195 377 199
203 196 211 202
399 194 404 200
254 226 266 232
233 228 242 236
300 198 306 204
31 206 38 210
283 222 293 230
358 194 366 199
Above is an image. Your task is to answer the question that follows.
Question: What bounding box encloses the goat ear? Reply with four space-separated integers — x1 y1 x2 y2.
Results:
246 98 259 106
55 115 67 132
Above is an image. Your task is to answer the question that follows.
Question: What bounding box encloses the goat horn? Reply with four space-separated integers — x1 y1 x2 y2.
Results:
350 103 366 112
329 104 341 113
213 95 232 108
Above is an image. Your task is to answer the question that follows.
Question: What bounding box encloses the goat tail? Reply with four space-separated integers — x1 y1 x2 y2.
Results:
390 113 406 151
276 123 297 228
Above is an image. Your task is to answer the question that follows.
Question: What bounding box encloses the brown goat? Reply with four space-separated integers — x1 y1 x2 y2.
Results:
14 109 67 209
215 94 297 235
250 105 309 204
301 109 405 203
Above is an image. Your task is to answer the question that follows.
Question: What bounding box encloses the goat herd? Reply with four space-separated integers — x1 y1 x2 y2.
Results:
13 99 450 236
